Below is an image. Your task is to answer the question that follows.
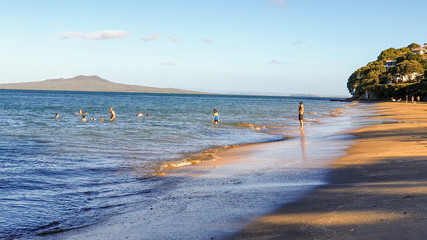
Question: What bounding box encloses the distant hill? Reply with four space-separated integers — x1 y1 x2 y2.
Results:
0 75 205 94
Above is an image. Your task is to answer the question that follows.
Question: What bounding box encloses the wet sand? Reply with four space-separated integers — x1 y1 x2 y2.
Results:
231 102 427 240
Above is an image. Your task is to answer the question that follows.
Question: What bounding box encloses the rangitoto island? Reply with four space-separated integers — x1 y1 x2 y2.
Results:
0 75 205 94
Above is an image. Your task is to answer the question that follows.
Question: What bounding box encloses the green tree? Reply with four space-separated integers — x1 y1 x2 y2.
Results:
421 59 427 70
396 52 423 63
377 47 411 62
395 52 427 69
347 61 386 96
407 43 421 50
396 60 424 81
379 72 393 84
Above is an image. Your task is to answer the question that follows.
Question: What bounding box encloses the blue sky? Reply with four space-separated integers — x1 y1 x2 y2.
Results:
0 0 426 96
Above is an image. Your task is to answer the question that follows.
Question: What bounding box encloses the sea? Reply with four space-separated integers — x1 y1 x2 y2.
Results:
0 90 350 239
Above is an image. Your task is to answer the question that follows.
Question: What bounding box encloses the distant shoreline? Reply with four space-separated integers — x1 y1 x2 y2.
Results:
0 88 209 95
0 88 350 100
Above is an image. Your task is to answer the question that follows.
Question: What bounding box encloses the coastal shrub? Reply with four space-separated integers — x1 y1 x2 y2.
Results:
405 81 427 100
369 84 407 99
369 82 427 100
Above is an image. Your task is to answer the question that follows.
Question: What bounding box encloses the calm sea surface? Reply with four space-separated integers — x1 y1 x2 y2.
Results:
0 90 348 238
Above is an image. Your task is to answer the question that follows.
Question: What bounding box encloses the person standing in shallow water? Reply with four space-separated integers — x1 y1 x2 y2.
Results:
299 102 304 129
212 109 219 125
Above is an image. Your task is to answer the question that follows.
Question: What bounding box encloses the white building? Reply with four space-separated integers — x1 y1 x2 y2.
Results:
390 72 421 83
385 60 397 70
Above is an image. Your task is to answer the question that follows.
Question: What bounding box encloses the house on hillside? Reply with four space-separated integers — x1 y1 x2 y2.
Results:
411 43 427 54
385 60 397 70
389 72 421 83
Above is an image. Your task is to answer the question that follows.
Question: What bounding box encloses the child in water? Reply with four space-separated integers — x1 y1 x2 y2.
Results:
212 109 219 124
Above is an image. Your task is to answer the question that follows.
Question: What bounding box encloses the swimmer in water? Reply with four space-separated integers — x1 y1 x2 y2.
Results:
137 113 143 117
55 114 59 119
109 107 116 122
91 117 96 121
100 117 104 122
211 109 219 125
82 115 87 122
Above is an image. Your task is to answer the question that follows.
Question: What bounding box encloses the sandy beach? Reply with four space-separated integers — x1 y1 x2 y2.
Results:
231 102 427 240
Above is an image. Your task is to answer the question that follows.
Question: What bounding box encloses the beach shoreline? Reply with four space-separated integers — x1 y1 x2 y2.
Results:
231 102 427 240
42 102 362 240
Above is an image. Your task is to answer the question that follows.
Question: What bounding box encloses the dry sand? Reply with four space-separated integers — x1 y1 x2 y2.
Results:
231 102 427 240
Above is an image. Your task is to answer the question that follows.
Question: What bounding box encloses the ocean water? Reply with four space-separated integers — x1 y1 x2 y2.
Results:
0 90 348 239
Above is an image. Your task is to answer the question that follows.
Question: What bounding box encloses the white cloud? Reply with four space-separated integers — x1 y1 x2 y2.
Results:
292 40 304 45
141 34 160 41
61 30 131 40
168 36 182 42
267 0 288 8
269 60 290 64
61 32 83 39
201 38 213 44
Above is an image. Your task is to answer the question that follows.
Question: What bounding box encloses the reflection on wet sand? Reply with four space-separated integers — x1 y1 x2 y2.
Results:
300 128 306 160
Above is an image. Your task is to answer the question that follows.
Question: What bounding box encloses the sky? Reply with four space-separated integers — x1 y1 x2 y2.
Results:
0 0 426 96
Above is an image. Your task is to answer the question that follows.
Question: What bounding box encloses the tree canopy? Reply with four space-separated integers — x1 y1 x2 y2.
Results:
407 43 421 50
377 47 411 62
396 60 424 77
347 61 386 96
